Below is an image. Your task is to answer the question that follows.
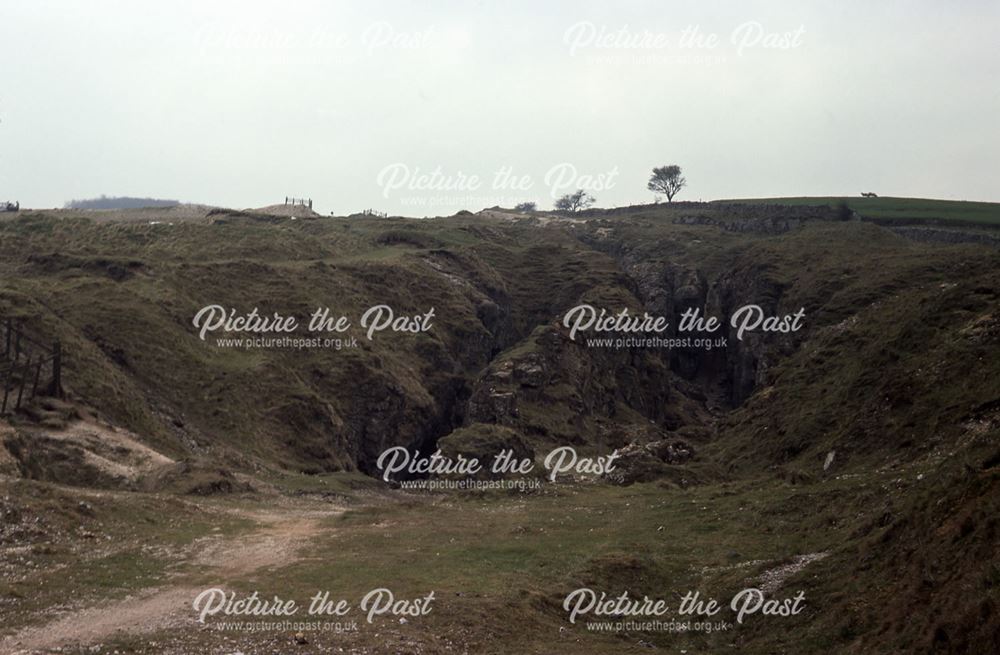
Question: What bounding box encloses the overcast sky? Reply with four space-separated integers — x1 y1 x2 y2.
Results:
1 0 997 215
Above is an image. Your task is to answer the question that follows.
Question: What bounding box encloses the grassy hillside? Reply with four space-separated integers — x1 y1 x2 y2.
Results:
721 196 1000 226
1 203 998 654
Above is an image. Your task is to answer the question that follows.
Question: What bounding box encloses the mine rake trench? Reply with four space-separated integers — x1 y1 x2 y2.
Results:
0 318 62 415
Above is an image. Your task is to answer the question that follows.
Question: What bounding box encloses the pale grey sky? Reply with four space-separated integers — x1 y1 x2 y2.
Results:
1 0 997 215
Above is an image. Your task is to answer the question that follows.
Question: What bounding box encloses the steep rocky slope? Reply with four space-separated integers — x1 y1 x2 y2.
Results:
1 208 996 474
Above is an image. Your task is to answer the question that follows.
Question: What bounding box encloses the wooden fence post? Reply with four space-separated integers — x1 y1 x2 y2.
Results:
50 341 63 397
31 357 42 399
1 367 9 415
15 357 29 410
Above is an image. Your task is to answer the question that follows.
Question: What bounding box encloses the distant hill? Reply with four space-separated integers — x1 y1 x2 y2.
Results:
720 196 1000 226
64 195 180 210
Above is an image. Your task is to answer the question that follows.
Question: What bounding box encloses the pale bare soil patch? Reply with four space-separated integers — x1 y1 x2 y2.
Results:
1 503 340 654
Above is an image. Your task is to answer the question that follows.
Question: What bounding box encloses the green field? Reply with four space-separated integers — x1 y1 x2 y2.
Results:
720 196 1000 226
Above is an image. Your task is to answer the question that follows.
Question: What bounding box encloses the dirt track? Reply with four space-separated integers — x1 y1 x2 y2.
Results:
1 507 335 654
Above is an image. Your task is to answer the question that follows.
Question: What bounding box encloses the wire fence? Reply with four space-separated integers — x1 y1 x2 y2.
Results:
1 318 62 415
